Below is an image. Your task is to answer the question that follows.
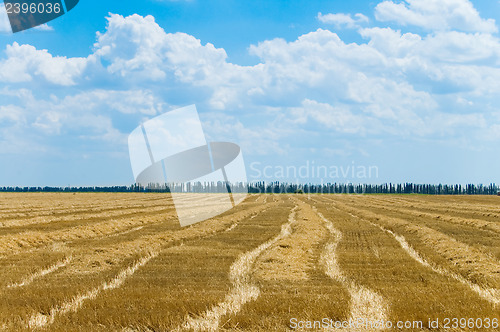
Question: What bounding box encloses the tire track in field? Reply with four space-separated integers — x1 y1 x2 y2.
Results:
0 204 173 229
358 200 500 235
225 208 263 233
0 193 172 222
0 213 177 256
62 202 269 275
344 209 500 306
8 197 258 278
27 251 159 330
357 201 500 261
314 208 388 330
7 256 72 289
180 206 298 332
366 196 500 217
23 202 272 330
333 200 500 283
98 226 145 239
253 201 326 282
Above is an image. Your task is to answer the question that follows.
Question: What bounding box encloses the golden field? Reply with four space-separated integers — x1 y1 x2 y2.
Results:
0 193 499 331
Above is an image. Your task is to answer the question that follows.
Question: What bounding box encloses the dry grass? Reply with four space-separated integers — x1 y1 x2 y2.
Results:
181 206 297 331
347 196 500 261
45 196 294 331
0 193 267 330
27 251 158 330
314 208 388 329
356 196 500 234
253 201 326 282
0 193 499 331
368 195 500 220
311 195 500 330
7 255 72 289
331 198 500 289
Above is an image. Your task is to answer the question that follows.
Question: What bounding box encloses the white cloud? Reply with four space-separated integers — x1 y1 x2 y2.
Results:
317 12 369 29
359 26 500 96
34 24 54 32
1 8 500 160
94 13 231 85
94 14 169 80
0 105 25 126
0 87 164 151
93 13 245 109
54 90 164 115
291 99 368 134
375 0 498 33
201 112 289 156
0 43 92 85
32 111 66 135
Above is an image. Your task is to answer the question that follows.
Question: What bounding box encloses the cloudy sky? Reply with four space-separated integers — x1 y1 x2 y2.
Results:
0 0 499 186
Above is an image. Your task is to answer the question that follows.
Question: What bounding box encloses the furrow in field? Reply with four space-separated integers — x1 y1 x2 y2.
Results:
27 251 159 330
312 196 500 328
1 196 262 285
351 200 500 260
99 226 145 239
7 256 72 289
334 200 500 305
44 197 292 331
224 208 264 233
253 201 326 282
181 206 298 332
9 198 256 282
314 195 500 332
358 199 500 234
61 201 269 276
0 199 170 222
367 218 500 306
21 199 270 330
365 196 500 219
218 197 350 331
315 209 388 330
0 193 171 222
0 212 177 256
0 204 173 230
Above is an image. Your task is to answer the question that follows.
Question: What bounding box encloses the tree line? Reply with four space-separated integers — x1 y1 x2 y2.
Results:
0 182 498 195
247 182 499 195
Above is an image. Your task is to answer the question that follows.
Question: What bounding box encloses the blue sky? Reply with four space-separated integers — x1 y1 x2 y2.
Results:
0 0 500 186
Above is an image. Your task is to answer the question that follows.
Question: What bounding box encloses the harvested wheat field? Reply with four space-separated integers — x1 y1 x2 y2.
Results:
0 193 499 331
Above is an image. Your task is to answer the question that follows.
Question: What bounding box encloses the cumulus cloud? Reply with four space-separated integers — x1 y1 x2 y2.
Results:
0 87 165 154
375 0 498 33
0 43 92 85
93 13 249 109
290 99 367 134
317 12 369 29
53 90 164 115
0 105 25 126
1 4 500 160
34 24 54 31
358 26 500 95
94 13 231 84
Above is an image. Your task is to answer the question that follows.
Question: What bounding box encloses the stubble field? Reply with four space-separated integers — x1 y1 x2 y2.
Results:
0 193 499 331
